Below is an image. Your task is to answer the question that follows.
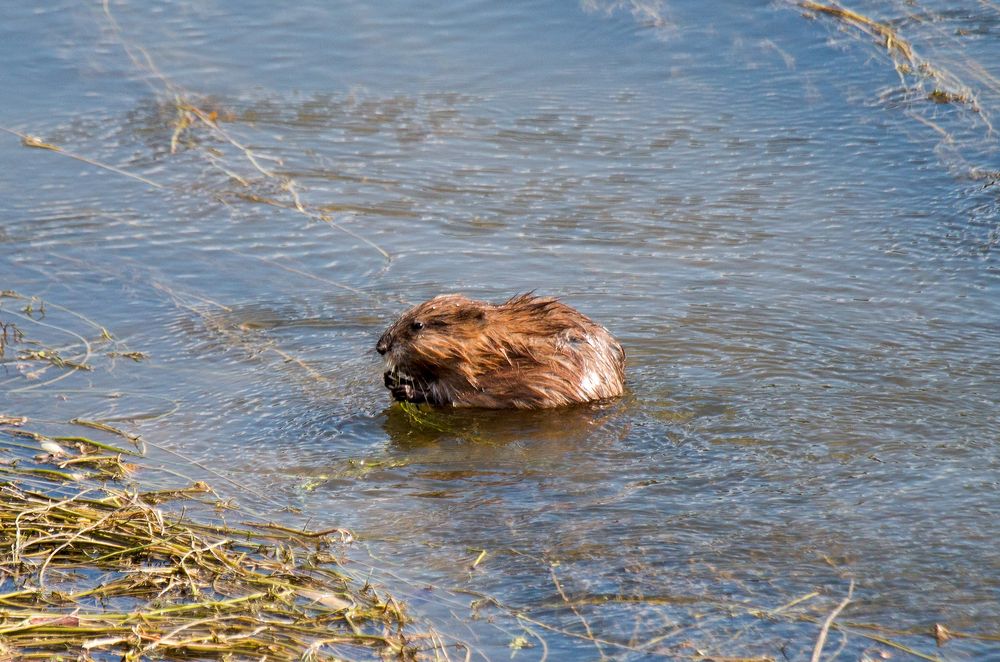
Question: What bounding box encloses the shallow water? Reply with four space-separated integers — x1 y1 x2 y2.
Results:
2 0 999 659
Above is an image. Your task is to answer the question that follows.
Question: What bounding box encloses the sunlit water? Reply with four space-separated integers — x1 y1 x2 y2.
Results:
2 1 998 659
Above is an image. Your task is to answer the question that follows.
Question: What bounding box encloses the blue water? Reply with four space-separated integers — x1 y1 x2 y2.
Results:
2 1 998 659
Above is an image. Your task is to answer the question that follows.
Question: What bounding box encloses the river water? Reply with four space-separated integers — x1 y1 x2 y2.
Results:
2 1 998 659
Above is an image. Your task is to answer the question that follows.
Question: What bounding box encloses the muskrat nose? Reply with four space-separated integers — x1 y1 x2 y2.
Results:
376 337 390 355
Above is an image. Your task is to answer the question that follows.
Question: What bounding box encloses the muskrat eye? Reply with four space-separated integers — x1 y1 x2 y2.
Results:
411 321 424 331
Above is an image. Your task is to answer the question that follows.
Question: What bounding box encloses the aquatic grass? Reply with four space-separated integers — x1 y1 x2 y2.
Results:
468 545 1000 661
0 320 24 359
0 486 418 659
102 0 392 265
70 418 145 453
397 402 465 435
3 0 393 267
0 308 94 394
0 127 167 190
799 2 992 128
800 2 915 63
0 420 441 660
0 291 148 396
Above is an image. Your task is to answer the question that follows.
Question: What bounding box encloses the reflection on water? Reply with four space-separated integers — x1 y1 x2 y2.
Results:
1 0 999 658
381 399 630 448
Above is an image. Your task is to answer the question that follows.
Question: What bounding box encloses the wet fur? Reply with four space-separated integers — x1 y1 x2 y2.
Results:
376 294 625 409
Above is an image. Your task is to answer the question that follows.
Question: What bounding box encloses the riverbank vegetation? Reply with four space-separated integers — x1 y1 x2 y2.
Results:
0 414 439 660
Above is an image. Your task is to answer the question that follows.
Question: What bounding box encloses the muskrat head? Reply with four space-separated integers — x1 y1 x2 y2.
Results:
376 294 486 404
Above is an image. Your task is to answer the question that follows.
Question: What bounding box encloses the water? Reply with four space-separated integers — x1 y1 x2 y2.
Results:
2 1 998 659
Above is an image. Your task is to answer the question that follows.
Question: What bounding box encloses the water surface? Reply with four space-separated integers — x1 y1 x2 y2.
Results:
2 1 998 659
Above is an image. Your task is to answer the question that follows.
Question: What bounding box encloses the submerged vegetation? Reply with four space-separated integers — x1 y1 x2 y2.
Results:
0 418 435 660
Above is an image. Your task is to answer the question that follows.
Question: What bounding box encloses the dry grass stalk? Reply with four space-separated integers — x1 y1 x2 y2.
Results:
800 2 914 62
809 579 854 662
800 1 988 116
0 419 440 660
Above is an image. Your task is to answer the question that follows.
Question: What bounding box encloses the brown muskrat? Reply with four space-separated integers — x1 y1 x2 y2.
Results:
376 293 626 409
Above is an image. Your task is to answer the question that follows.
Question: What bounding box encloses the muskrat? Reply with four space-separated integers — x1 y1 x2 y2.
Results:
376 293 626 409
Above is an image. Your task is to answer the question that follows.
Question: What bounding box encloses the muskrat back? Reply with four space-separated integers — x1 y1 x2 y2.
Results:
376 293 625 409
